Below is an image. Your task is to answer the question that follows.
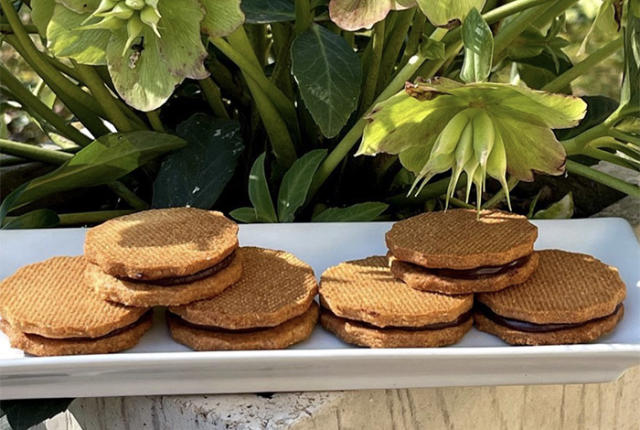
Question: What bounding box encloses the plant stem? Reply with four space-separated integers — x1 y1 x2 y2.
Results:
359 21 385 115
562 123 610 155
377 9 416 93
565 159 640 197
199 78 229 119
146 110 165 132
57 210 135 225
447 196 475 209
400 13 427 67
609 128 640 146
74 63 136 132
493 2 555 57
107 180 149 210
295 0 313 35
0 23 38 33
0 138 71 164
542 37 623 93
482 176 519 209
0 65 91 146
387 176 460 205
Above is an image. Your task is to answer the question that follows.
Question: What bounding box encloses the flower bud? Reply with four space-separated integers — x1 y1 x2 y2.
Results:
77 15 123 31
486 130 511 210
108 3 134 20
140 5 161 38
123 15 144 55
125 0 146 10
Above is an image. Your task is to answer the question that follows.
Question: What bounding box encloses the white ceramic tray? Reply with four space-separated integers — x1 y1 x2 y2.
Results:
0 219 638 399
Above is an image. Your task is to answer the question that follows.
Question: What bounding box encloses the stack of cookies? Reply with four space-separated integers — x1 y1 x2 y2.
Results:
320 209 626 347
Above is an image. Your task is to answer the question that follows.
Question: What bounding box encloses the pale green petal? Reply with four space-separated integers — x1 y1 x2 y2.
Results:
416 0 486 27
47 4 110 65
31 0 54 37
156 0 209 80
107 28 181 111
398 142 435 174
201 0 245 38
358 92 464 155
329 0 416 31
494 115 566 182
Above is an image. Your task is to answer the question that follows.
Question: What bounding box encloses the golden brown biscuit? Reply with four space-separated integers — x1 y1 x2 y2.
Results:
0 256 148 338
86 254 242 307
386 209 537 269
320 256 472 328
321 310 472 348
168 304 319 351
170 247 318 329
0 313 152 356
84 208 239 280
389 252 539 294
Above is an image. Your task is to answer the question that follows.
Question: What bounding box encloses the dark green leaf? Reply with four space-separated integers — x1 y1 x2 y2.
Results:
152 113 244 209
460 8 493 83
2 209 59 229
0 398 73 430
277 149 327 223
241 0 295 23
291 24 363 138
312 202 389 222
0 131 185 222
556 96 619 140
533 192 574 219
229 207 259 223
419 38 446 60
620 4 640 117
248 153 277 222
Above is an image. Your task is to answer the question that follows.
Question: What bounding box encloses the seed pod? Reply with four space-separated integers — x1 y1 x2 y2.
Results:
125 0 146 10
145 0 159 7
472 110 495 190
107 3 135 20
140 5 161 38
77 15 123 31
486 130 511 210
446 116 474 208
83 0 117 23
123 15 144 56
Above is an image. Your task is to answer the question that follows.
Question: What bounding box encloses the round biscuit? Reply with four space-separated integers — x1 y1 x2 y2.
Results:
0 256 148 338
319 256 472 328
84 208 239 280
169 247 318 329
386 209 537 269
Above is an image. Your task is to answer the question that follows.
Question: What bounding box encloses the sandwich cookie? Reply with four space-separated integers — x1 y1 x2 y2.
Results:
0 257 151 356
386 209 538 294
84 208 242 306
475 250 626 345
319 256 473 348
168 247 318 350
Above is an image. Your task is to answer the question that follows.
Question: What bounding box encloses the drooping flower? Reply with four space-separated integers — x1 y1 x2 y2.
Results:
357 77 587 208
329 0 416 31
31 0 244 111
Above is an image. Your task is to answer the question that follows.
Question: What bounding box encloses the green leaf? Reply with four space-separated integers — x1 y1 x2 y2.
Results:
533 192 574 219
291 24 363 138
0 131 185 219
460 8 493 83
312 202 389 222
579 0 622 55
328 0 416 31
241 0 295 24
30 0 54 37
156 0 209 80
46 4 110 65
0 398 73 430
416 0 486 27
2 209 60 229
152 113 244 209
620 3 640 117
556 96 619 140
107 27 181 111
419 38 446 60
248 153 277 222
229 207 259 223
201 0 245 38
277 149 327 223
58 0 99 14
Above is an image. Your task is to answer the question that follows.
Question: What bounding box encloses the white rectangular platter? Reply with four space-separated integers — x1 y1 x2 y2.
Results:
0 218 639 399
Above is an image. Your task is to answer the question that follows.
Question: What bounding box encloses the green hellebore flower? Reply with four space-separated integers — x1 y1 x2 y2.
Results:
358 77 587 208
32 0 245 112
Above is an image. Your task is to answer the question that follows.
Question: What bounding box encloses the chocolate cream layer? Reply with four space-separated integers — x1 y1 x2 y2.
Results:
122 251 236 286
426 255 531 279
167 311 280 333
322 308 473 331
475 302 623 333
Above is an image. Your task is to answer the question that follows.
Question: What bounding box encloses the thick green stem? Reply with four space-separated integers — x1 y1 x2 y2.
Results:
493 3 555 57
0 138 71 164
542 37 623 93
400 13 427 67
387 176 461 205
106 181 149 210
482 177 519 209
377 9 415 93
566 159 640 197
146 110 165 132
199 78 229 119
562 123 610 155
74 63 136 132
359 21 385 115
0 65 91 146
57 210 135 225
0 23 38 33
295 0 313 35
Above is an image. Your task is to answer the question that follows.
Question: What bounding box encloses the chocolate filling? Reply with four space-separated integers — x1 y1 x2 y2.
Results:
167 311 273 334
427 255 531 280
323 308 473 331
476 302 622 333
44 311 153 341
123 251 236 286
